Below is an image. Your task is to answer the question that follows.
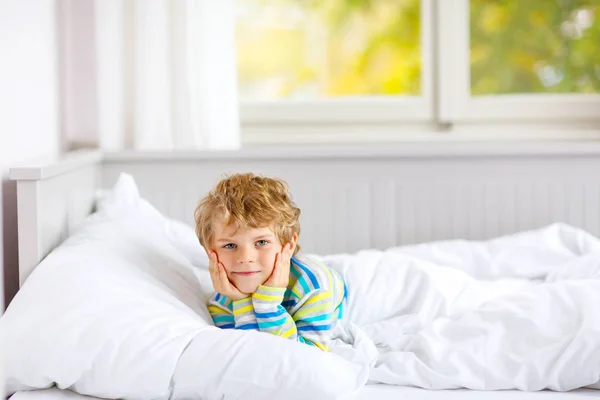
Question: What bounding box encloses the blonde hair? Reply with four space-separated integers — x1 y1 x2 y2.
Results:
194 173 301 254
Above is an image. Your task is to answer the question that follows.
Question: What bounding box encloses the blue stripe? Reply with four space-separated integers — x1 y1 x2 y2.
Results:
213 315 233 323
284 288 299 300
298 337 317 346
293 258 320 290
281 300 296 308
290 266 310 294
298 314 331 323
298 324 331 332
215 293 221 302
255 310 285 319
238 323 259 330
219 323 235 329
258 316 289 329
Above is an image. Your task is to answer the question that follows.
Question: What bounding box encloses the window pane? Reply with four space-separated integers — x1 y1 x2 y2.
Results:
235 0 421 100
470 1 600 95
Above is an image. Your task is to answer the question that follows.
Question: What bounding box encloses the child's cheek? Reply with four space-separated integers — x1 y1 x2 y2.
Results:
214 251 229 273
263 255 276 275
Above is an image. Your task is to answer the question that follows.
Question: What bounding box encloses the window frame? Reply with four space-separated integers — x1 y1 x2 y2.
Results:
239 0 435 125
239 0 600 139
444 0 600 124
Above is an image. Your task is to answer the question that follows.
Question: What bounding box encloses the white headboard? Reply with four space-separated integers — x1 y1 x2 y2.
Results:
10 143 600 286
9 151 102 286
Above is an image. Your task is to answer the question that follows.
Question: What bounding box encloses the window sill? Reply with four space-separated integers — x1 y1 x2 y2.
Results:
242 122 600 146
100 141 600 163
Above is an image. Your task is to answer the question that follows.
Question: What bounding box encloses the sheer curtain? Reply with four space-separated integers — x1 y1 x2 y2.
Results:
62 0 240 150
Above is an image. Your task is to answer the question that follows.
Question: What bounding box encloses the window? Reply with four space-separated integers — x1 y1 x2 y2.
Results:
235 0 600 140
470 1 599 95
235 0 422 99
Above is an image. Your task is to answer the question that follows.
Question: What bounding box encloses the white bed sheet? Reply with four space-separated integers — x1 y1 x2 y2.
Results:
10 388 101 399
352 386 600 399
10 386 599 400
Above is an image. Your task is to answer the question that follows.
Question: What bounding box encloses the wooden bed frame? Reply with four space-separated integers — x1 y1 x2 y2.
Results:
9 143 600 286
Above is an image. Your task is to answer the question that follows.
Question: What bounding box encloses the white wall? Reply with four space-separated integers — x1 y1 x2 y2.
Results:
0 1 61 396
0 0 61 306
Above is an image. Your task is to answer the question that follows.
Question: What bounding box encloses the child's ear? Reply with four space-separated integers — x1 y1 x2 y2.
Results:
289 232 299 251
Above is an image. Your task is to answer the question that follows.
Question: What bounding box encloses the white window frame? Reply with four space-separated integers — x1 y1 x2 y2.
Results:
240 0 435 125
442 0 600 124
240 0 600 143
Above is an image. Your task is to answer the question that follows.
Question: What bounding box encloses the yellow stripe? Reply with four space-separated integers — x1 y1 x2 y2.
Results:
302 337 329 352
281 324 297 338
314 341 329 351
233 304 254 315
322 262 334 292
208 305 229 315
257 285 285 294
291 285 303 299
302 291 330 306
294 302 331 320
253 293 282 302
233 298 252 306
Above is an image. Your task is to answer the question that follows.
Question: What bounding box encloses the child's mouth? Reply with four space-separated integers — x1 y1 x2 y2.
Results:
233 271 259 277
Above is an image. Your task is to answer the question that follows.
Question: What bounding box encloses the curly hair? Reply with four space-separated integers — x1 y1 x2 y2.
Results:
194 173 301 255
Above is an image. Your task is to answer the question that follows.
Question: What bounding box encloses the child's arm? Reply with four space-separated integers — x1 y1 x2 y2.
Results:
251 251 344 351
252 285 338 351
207 293 259 330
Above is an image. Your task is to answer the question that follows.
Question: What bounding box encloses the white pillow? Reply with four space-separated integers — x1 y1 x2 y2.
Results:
2 182 209 398
171 327 368 400
95 173 210 269
1 173 367 400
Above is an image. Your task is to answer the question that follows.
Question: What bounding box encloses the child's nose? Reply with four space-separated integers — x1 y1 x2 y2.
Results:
237 247 256 263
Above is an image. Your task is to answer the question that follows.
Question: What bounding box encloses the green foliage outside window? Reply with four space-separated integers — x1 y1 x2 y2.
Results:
235 0 599 99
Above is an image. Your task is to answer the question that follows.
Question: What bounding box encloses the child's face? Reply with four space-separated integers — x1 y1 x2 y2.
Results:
210 220 282 294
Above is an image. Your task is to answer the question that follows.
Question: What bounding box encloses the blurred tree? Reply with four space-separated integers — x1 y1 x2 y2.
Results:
471 0 600 94
236 0 599 99
235 0 421 99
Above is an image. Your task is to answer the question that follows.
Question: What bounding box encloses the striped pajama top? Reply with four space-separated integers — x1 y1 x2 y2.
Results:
207 253 347 351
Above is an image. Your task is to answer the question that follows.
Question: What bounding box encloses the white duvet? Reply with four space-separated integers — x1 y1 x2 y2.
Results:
2 174 599 399
320 224 600 391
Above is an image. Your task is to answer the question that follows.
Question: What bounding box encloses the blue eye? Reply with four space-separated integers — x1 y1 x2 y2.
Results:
256 240 268 247
224 243 236 249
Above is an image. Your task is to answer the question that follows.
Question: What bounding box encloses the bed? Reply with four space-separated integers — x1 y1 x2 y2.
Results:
4 145 600 399
8 384 599 400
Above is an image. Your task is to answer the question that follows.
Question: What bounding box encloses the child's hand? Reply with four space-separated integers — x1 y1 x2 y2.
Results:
208 251 249 301
264 243 293 288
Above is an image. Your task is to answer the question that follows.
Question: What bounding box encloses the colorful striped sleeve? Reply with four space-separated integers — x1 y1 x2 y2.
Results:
290 288 338 351
252 256 345 351
252 285 337 351
252 285 298 340
289 256 346 351
207 292 258 330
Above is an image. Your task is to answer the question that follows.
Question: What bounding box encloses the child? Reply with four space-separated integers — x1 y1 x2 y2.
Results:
194 173 346 351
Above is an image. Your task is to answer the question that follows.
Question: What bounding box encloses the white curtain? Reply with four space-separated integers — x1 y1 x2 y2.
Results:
66 0 240 150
